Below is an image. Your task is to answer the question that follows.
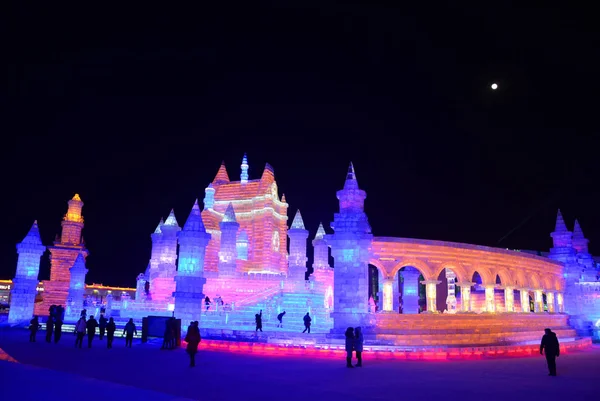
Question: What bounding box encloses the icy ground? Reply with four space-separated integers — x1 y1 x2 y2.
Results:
0 328 598 401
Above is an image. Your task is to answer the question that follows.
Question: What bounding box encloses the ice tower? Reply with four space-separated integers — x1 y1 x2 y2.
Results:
288 210 308 279
65 253 88 321
36 194 88 315
8 221 46 323
173 200 211 331
326 163 373 331
218 203 240 276
147 210 180 301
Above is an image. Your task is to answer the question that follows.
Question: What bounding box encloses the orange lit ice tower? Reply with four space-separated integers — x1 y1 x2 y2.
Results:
148 210 180 301
8 221 46 323
327 163 373 331
288 210 308 279
201 157 288 275
36 194 88 315
65 253 88 321
218 203 239 276
173 199 211 330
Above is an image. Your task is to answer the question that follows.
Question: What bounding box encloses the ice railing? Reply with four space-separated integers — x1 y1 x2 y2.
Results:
234 284 281 309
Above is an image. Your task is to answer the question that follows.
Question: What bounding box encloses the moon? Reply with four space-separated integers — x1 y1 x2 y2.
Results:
491 83 498 90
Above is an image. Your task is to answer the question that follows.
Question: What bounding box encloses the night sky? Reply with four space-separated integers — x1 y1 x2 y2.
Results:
5 3 599 287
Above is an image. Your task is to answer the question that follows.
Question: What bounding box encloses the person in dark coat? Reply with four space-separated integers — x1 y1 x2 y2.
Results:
276 311 286 328
106 317 116 348
302 312 312 333
29 316 40 342
86 316 98 348
123 318 137 348
354 327 364 367
54 316 63 343
185 321 202 367
45 316 54 343
161 318 175 349
255 310 263 332
540 328 560 376
205 296 211 311
74 316 86 348
98 314 108 340
344 327 355 368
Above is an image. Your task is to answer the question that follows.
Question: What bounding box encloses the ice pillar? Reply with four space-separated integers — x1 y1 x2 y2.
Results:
8 221 46 323
382 278 394 312
503 287 515 312
458 282 472 312
421 280 440 313
173 200 211 331
520 289 531 313
534 289 543 312
445 269 457 313
546 291 556 313
557 292 564 313
484 285 496 313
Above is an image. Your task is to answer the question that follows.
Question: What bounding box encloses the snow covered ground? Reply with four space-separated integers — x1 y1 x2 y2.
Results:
0 328 598 401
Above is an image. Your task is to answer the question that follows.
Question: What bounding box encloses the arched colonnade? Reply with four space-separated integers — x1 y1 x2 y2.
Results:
370 237 565 314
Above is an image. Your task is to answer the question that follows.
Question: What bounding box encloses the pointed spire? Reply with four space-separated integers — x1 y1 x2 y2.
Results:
72 193 82 201
154 217 164 234
164 209 179 227
261 162 275 183
183 199 206 232
315 222 326 240
290 210 305 230
342 162 360 190
241 153 249 184
21 220 43 245
554 209 568 233
573 219 584 238
222 203 237 223
70 253 87 271
213 161 230 184
281 193 286 203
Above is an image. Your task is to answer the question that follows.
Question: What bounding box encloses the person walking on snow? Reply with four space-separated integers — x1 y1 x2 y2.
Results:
45 315 54 343
302 312 312 333
29 316 40 342
123 318 137 348
86 316 98 348
540 328 560 376
106 317 116 349
98 314 108 340
74 316 86 348
276 311 286 328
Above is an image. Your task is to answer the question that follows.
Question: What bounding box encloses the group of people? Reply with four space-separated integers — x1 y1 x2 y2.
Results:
256 310 313 333
344 327 364 368
73 315 136 348
28 305 66 343
161 317 178 349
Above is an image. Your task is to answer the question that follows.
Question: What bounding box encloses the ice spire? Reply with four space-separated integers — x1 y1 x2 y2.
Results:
71 253 87 272
183 199 206 232
291 210 305 229
154 218 164 234
223 203 237 223
315 222 326 240
164 209 179 227
261 162 275 183
22 220 43 245
241 153 249 184
573 219 584 239
281 194 286 203
213 161 230 184
554 209 568 233
342 162 359 190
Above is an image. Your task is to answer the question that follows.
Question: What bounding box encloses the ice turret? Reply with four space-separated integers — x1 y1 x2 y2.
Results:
572 219 589 253
8 221 47 323
218 203 240 276
65 253 88 321
328 163 373 331
288 210 308 279
213 161 230 184
174 199 212 331
312 223 330 269
203 183 215 210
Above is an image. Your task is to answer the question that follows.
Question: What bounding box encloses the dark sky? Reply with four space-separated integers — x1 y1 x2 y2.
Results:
4 3 599 287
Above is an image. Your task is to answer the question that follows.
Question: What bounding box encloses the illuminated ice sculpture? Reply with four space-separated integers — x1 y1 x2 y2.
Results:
173 199 211 331
8 221 46 323
326 163 373 331
218 203 239 276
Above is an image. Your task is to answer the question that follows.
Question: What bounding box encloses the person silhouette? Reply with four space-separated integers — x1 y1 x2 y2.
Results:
277 311 286 328
106 317 116 349
255 310 263 332
29 316 40 342
302 312 312 333
540 328 560 376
